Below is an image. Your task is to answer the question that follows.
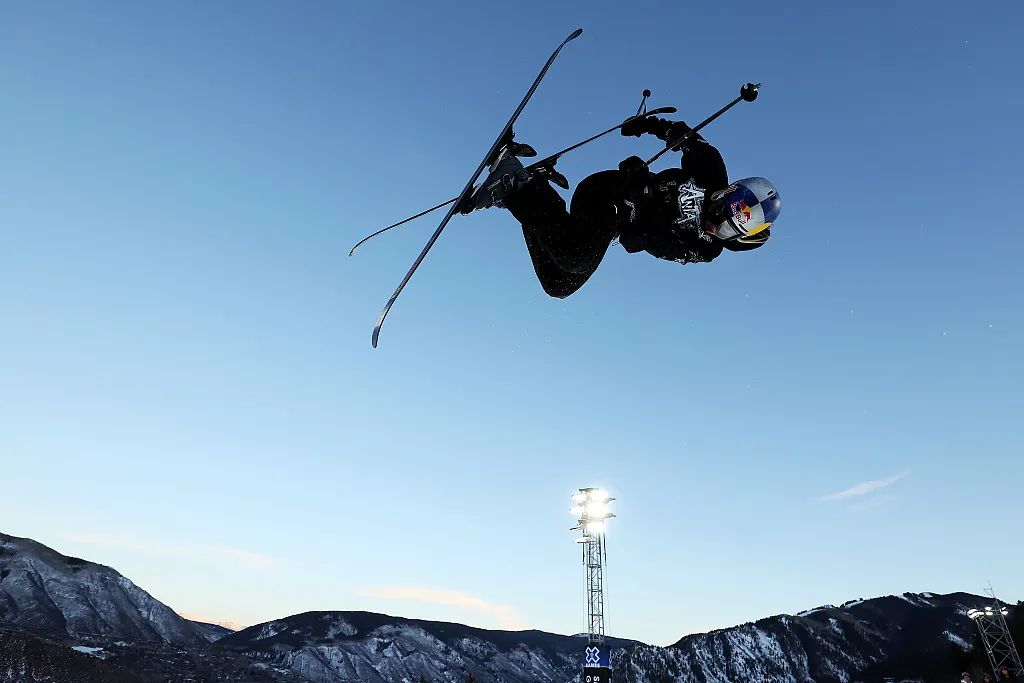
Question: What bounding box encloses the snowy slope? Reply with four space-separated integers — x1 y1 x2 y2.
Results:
188 619 236 642
216 593 994 683
0 532 204 645
0 628 141 683
614 592 984 683
220 611 640 683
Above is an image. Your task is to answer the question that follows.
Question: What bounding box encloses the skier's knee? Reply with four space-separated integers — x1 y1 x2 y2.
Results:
504 179 566 220
572 170 622 203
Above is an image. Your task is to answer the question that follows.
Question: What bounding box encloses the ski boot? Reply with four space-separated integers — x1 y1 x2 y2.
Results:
529 159 569 190
457 132 567 215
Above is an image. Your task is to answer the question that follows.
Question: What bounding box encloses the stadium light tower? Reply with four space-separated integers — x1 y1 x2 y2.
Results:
967 588 1024 680
570 488 615 683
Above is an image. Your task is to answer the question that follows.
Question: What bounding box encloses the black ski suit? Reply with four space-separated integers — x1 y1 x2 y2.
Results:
502 118 769 298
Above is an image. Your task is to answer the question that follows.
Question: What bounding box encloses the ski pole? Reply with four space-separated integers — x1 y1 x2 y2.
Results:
348 106 676 257
645 83 760 167
636 88 652 115
349 196 458 256
524 106 676 174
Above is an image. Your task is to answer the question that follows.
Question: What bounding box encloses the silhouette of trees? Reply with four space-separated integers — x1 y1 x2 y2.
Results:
1011 602 1024 658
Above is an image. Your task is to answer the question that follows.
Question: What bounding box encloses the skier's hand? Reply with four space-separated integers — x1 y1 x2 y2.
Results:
620 115 654 137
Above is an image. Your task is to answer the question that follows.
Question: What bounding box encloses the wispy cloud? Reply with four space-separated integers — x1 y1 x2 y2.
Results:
356 586 525 630
64 533 281 571
818 471 909 503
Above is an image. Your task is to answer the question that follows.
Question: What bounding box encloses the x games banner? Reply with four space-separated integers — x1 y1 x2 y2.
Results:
581 644 611 683
582 644 611 668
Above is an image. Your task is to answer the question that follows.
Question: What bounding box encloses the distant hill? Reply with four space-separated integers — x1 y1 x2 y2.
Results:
0 532 205 646
616 592 987 683
218 610 640 682
188 619 236 643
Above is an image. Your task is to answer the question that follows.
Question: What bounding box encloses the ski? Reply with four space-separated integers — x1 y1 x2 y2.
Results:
348 107 674 257
370 27 583 348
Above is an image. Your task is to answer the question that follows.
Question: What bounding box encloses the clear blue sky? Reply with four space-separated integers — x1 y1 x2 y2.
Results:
2 1 1022 645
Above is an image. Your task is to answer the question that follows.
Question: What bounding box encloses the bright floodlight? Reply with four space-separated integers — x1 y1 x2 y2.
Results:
569 488 616 527
585 520 606 534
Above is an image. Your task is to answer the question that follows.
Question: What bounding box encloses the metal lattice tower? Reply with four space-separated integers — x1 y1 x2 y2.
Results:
968 588 1023 679
583 528 606 643
569 488 615 645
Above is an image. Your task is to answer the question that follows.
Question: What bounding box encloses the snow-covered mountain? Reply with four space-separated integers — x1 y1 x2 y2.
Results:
616 592 984 683
218 611 639 683
0 532 205 646
214 594 991 683
189 619 236 643
0 531 1014 682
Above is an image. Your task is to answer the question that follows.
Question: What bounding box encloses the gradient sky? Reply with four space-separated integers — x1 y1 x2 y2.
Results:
2 1 1022 646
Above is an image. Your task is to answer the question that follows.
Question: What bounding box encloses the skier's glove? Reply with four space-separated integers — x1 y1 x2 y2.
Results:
620 115 658 138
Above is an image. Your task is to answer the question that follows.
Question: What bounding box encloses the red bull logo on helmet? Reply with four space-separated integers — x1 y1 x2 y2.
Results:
731 200 752 225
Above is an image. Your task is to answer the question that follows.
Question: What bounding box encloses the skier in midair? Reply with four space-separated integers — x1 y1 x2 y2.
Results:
461 85 781 298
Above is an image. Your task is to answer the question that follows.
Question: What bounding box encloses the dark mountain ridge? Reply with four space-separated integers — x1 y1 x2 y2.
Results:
221 608 640 652
0 532 206 646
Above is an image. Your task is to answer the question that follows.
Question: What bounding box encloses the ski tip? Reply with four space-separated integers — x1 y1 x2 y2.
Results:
349 237 369 256
569 28 583 40
372 308 388 348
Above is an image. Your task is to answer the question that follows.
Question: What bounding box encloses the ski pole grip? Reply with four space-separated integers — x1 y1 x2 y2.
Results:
644 83 761 166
